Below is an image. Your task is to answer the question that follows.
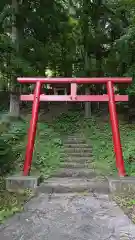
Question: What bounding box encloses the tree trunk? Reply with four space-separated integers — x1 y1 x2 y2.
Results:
85 87 92 118
9 0 20 117
12 0 19 47
9 93 20 117
95 51 102 111
84 51 92 118
81 0 92 118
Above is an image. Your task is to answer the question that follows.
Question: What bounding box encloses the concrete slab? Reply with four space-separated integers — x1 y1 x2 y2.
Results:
6 175 40 193
108 176 135 194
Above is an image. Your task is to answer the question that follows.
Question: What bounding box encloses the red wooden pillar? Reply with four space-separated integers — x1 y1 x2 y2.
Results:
107 81 126 176
23 81 41 176
71 83 77 100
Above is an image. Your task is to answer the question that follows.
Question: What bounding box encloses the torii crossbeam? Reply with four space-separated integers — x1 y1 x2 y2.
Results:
18 77 132 177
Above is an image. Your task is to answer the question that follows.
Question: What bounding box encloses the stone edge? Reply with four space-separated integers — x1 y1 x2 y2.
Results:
107 176 135 194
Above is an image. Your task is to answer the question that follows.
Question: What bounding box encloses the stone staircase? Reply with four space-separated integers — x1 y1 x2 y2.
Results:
38 135 109 194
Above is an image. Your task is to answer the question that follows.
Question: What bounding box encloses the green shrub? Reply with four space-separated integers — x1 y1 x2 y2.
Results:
54 110 82 133
0 119 27 175
33 123 63 176
0 137 15 175
0 115 10 134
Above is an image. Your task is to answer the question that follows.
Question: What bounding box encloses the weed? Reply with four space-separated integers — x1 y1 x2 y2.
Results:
32 122 63 176
54 110 82 134
0 117 63 222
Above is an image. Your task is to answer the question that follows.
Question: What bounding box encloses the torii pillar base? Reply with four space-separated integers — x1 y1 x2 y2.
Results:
108 176 135 195
6 175 40 193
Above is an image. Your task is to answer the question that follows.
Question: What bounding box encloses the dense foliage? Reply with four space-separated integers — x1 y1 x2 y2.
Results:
0 0 135 91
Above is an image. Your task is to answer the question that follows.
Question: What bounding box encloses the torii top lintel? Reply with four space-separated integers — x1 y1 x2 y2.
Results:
17 77 132 84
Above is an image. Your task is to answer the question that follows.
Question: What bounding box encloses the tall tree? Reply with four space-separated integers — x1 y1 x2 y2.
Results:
9 0 20 117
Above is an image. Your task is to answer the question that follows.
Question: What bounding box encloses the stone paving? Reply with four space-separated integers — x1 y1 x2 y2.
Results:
0 193 135 239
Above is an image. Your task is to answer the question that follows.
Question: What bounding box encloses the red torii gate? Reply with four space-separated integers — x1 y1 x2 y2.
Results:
17 77 132 177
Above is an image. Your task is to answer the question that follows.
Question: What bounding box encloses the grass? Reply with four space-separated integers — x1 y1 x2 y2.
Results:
0 116 29 223
80 113 135 176
81 116 116 176
32 122 63 177
53 110 83 135
0 114 63 223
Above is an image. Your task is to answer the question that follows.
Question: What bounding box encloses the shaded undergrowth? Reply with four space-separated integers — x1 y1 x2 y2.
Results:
0 114 63 223
81 114 135 176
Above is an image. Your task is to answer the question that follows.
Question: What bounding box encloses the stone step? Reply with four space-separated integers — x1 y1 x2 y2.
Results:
64 139 86 144
64 148 92 153
59 162 93 169
38 177 109 194
67 136 84 139
61 152 92 157
60 156 92 163
51 168 96 178
64 143 91 148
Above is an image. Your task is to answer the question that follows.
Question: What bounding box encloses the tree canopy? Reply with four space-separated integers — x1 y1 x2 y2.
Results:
0 0 135 95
